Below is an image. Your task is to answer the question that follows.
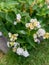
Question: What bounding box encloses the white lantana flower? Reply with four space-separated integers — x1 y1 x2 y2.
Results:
16 47 29 57
13 21 17 25
10 38 13 41
25 23 30 28
34 38 40 44
16 47 24 55
16 14 21 21
33 34 41 43
8 32 18 41
37 28 46 37
14 42 20 47
37 24 41 28
30 19 41 28
29 23 34 30
25 23 34 30
30 19 37 23
22 50 29 57
14 34 18 37
7 41 19 47
26 18 41 30
33 34 37 39
0 32 2 36
34 38 38 42
7 42 10 47
36 22 41 28
8 32 11 37
36 39 40 44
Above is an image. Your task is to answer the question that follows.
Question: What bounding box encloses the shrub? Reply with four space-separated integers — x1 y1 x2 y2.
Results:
0 0 49 57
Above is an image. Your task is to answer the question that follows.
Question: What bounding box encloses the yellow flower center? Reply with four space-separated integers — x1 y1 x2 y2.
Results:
10 42 14 46
44 33 49 39
29 23 34 29
33 21 38 27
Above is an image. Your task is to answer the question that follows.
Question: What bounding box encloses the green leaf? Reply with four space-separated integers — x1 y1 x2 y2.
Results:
27 0 34 5
0 18 8 37
26 36 36 49
6 12 15 23
17 39 26 44
0 12 6 19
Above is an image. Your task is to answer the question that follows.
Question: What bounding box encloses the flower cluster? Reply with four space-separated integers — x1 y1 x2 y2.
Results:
16 48 29 57
7 32 29 57
33 28 49 43
7 32 19 47
8 32 18 41
0 0 49 58
25 19 41 30
14 14 21 25
7 13 49 57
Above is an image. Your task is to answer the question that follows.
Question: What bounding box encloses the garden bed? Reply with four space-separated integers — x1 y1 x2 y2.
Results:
0 0 49 65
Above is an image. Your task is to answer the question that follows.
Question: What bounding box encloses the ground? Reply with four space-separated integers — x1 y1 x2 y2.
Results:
0 41 49 65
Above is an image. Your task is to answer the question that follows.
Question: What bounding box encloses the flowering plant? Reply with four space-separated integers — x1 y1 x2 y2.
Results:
0 0 49 57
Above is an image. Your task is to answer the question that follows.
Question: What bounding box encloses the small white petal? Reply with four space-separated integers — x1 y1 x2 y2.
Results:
22 50 29 57
7 42 10 47
16 47 24 55
37 39 40 44
14 42 20 47
34 38 40 44
30 18 37 23
37 25 41 28
34 38 38 42
14 21 17 25
10 38 13 41
36 22 41 28
16 14 21 21
25 23 30 28
8 32 11 37
37 28 46 37
33 34 37 39
14 34 18 37
43 37 46 39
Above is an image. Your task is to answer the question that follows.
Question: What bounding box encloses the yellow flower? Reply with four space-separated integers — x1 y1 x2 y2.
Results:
25 19 41 30
25 23 34 30
29 23 34 30
44 33 49 39
10 42 14 46
8 33 18 41
12 34 18 40
33 21 38 27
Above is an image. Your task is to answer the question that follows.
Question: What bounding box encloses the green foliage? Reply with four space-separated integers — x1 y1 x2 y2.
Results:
0 41 49 65
0 0 49 57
